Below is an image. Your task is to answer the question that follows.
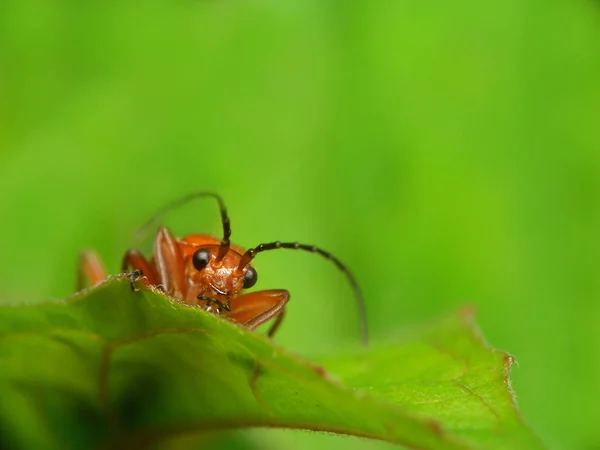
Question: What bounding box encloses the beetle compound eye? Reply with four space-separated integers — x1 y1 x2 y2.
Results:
192 248 211 271
243 266 258 289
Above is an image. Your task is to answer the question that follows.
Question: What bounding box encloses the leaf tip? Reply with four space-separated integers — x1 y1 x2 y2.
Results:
503 354 516 386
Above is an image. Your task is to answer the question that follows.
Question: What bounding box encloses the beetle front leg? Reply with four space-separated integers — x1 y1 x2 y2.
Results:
122 249 158 291
228 289 290 338
77 250 108 291
265 308 286 338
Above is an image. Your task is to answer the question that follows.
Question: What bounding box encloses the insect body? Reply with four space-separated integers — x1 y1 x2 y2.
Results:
78 193 368 343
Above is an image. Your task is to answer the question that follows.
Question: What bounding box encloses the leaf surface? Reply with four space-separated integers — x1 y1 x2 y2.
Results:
0 277 544 449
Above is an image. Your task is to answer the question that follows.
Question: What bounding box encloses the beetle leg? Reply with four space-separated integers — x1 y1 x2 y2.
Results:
154 227 186 299
265 308 286 338
229 289 290 338
125 269 143 291
77 250 108 290
122 250 158 291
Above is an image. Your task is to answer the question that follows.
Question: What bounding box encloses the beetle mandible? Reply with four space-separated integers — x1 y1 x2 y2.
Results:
77 192 368 344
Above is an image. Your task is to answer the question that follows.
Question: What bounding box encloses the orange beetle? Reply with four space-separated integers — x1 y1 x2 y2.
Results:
78 193 367 343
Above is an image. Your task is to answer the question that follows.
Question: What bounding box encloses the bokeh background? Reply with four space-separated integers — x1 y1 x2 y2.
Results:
1 1 599 449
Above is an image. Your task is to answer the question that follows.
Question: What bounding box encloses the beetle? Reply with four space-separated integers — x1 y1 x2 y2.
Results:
77 192 367 344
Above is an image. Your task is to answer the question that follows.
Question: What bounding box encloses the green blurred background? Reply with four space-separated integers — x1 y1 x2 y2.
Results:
1 1 599 449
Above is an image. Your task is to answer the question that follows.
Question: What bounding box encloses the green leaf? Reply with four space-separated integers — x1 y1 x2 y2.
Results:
0 277 543 449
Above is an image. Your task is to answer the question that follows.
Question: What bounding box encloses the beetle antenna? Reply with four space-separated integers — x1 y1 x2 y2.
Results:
135 192 231 260
237 242 368 346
